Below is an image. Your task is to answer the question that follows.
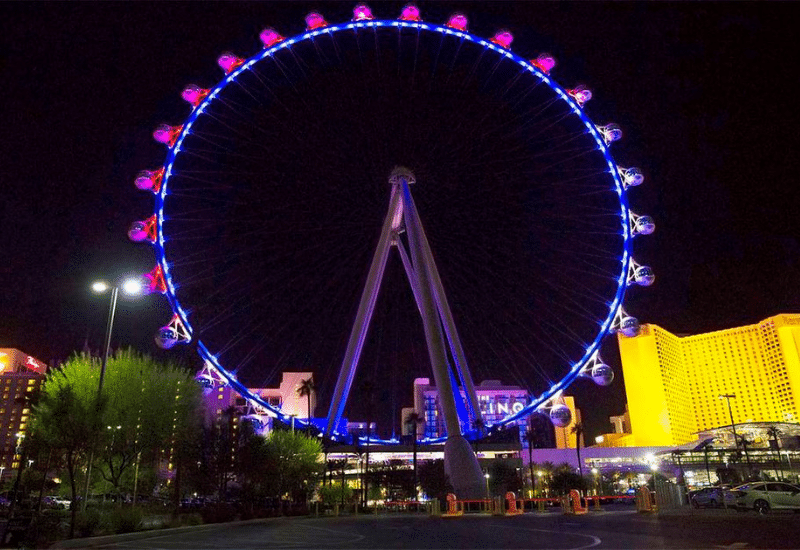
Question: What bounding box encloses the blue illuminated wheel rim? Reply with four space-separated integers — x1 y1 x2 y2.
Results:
148 17 636 443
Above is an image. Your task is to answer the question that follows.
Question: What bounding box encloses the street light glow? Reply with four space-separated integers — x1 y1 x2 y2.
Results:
92 281 109 293
122 278 144 296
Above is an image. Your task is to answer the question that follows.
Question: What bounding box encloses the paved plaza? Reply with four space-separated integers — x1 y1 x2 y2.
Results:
52 506 800 549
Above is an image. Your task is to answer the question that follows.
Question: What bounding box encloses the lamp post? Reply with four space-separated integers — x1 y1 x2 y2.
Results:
484 472 490 500
719 393 751 471
82 278 143 510
719 394 739 453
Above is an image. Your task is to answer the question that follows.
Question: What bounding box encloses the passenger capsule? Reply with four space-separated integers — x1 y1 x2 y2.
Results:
152 124 183 148
217 52 244 73
634 266 655 286
399 4 421 21
134 168 165 193
568 85 592 107
197 373 215 390
531 54 556 74
446 13 468 31
549 404 572 427
181 85 209 108
352 4 373 21
259 28 284 48
619 316 640 337
305 12 327 31
155 326 178 349
599 123 622 143
620 167 644 188
635 216 656 235
128 215 157 243
491 30 514 50
591 363 615 386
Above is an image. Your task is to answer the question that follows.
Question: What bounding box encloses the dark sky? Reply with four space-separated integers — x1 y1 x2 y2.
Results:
1 2 799 441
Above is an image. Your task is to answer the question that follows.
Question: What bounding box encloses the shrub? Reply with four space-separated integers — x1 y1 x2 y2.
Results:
109 506 143 534
76 509 102 538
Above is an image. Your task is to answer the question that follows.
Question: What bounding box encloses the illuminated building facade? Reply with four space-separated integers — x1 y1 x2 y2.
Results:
411 378 530 439
618 314 800 446
0 349 47 480
203 372 315 433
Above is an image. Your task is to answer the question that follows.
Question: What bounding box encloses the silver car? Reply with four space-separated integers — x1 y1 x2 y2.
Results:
732 482 800 514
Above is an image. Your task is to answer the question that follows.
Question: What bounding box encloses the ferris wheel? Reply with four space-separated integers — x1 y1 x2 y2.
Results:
129 4 655 452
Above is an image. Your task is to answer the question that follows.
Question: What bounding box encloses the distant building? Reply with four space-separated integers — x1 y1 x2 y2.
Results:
618 314 800 446
553 396 584 449
0 349 47 481
202 371 316 434
410 377 530 439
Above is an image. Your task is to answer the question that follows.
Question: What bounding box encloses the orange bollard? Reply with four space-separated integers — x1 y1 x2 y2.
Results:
443 493 463 517
505 492 523 515
570 489 588 515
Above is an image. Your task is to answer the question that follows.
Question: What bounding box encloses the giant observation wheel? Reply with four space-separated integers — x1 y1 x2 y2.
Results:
129 4 655 446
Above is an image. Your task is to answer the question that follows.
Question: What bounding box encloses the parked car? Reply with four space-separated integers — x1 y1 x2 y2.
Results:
44 496 71 509
731 482 800 514
689 486 736 508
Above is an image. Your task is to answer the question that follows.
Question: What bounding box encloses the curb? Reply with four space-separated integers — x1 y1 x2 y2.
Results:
49 516 288 548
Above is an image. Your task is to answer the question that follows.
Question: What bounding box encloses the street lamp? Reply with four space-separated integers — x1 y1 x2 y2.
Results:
82 278 143 510
719 393 751 470
484 472 490 500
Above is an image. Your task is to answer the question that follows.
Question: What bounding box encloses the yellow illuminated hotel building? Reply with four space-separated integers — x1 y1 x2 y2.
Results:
618 314 800 446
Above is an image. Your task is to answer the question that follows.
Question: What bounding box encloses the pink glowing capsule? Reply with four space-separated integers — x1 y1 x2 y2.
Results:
144 265 167 294
135 168 165 193
259 28 285 48
353 4 373 21
491 30 513 49
567 85 592 107
181 84 210 108
217 52 244 74
446 13 468 31
153 124 183 148
399 4 421 21
305 12 327 31
128 214 157 243
531 54 556 74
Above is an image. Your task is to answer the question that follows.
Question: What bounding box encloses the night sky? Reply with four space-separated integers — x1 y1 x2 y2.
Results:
2 2 799 441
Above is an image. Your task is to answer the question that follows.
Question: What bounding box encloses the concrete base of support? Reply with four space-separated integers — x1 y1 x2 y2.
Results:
444 434 485 500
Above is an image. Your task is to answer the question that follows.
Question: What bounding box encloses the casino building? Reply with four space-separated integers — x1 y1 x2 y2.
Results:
0 349 47 481
617 313 800 446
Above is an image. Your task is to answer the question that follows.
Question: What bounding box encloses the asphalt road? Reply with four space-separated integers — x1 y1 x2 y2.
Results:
54 507 800 549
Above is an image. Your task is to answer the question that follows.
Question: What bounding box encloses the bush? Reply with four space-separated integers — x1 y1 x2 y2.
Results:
199 503 238 524
76 509 102 538
109 506 143 534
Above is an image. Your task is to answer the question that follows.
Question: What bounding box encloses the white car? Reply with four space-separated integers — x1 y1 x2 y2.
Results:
732 482 800 514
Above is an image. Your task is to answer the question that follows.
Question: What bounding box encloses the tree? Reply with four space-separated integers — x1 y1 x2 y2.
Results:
571 422 584 479
405 412 423 499
418 459 453 503
32 350 203 517
487 460 523 497
550 469 587 496
263 430 323 503
297 378 315 421
524 427 536 495
33 377 97 538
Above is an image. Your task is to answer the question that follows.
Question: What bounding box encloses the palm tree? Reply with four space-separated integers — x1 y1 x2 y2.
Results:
571 422 584 479
297 378 315 421
405 412 423 499
360 379 376 507
472 416 486 456
524 427 536 495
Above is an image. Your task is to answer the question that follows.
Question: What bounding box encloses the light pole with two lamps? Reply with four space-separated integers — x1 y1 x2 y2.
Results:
81 278 143 510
